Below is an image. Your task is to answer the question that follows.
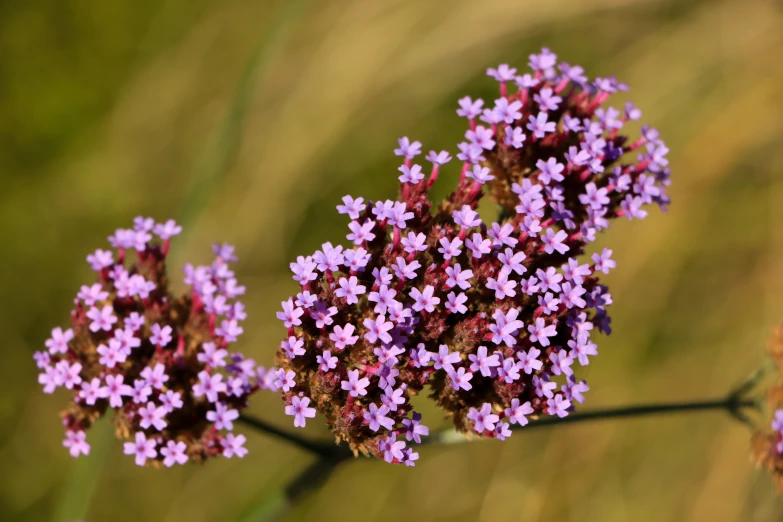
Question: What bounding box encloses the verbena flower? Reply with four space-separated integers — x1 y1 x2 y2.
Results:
35 219 277 466
752 325 783 489
274 48 670 464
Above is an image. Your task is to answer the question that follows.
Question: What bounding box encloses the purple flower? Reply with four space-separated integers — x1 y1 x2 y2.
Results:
489 308 524 347
222 433 248 458
274 369 296 392
216 319 243 343
364 403 394 432
290 255 317 284
546 394 571 418
447 367 473 391
487 64 517 82
493 357 518 384
488 222 518 249
468 345 500 377
150 323 173 347
123 432 158 466
579 182 610 210
536 158 565 185
86 305 117 332
505 398 534 426
466 233 492 258
432 344 461 371
98 375 131 407
381 386 406 411
541 228 569 255
562 258 591 284
394 137 422 159
337 195 366 220
96 341 124 368
38 365 61 394
197 342 228 367
368 285 398 315
526 112 556 138
398 164 425 184
54 361 81 390
401 412 429 443
310 300 338 328
438 237 463 260
410 285 440 313
467 403 499 433
329 323 359 350
503 125 526 149
341 369 370 397
192 371 226 403
140 363 169 390
445 291 468 314
153 219 182 240
335 276 366 305
533 87 562 111
533 375 557 399
466 125 496 150
592 248 616 274
347 220 376 244
276 299 304 328
63 430 91 458
363 315 394 344
207 402 240 430
161 440 189 467
45 327 74 355
494 421 512 440
493 97 523 124
380 434 406 463
281 336 306 359
131 379 152 404
445 264 474 290
452 205 482 228
549 349 574 377
401 232 427 254
161 390 183 412
317 350 338 372
563 379 590 404
86 249 114 271
536 267 563 292
139 402 168 431
77 284 109 306
78 377 102 406
466 165 494 184
527 318 558 347
561 282 587 309
456 96 483 119
391 257 421 280
486 272 517 300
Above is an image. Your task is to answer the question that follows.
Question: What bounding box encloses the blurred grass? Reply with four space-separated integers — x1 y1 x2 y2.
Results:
1 0 783 521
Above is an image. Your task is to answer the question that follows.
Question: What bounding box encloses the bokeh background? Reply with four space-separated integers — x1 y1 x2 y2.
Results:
2 0 783 520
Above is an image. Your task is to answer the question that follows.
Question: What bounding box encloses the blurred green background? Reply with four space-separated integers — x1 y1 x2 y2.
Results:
2 0 783 520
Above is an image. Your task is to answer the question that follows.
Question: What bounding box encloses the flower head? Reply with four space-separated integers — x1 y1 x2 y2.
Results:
36 219 270 466
272 49 669 464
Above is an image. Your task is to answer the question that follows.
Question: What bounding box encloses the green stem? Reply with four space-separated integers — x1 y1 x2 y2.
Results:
426 396 759 445
237 414 344 459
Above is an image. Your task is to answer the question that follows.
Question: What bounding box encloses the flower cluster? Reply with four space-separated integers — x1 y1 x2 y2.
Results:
36 218 276 466
752 324 783 489
273 48 670 464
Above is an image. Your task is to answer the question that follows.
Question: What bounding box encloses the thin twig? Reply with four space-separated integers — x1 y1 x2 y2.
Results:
240 394 759 454
426 395 759 446
237 415 347 459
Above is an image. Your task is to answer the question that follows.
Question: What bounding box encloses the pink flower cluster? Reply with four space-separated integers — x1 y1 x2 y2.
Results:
35 218 278 466
273 48 670 464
